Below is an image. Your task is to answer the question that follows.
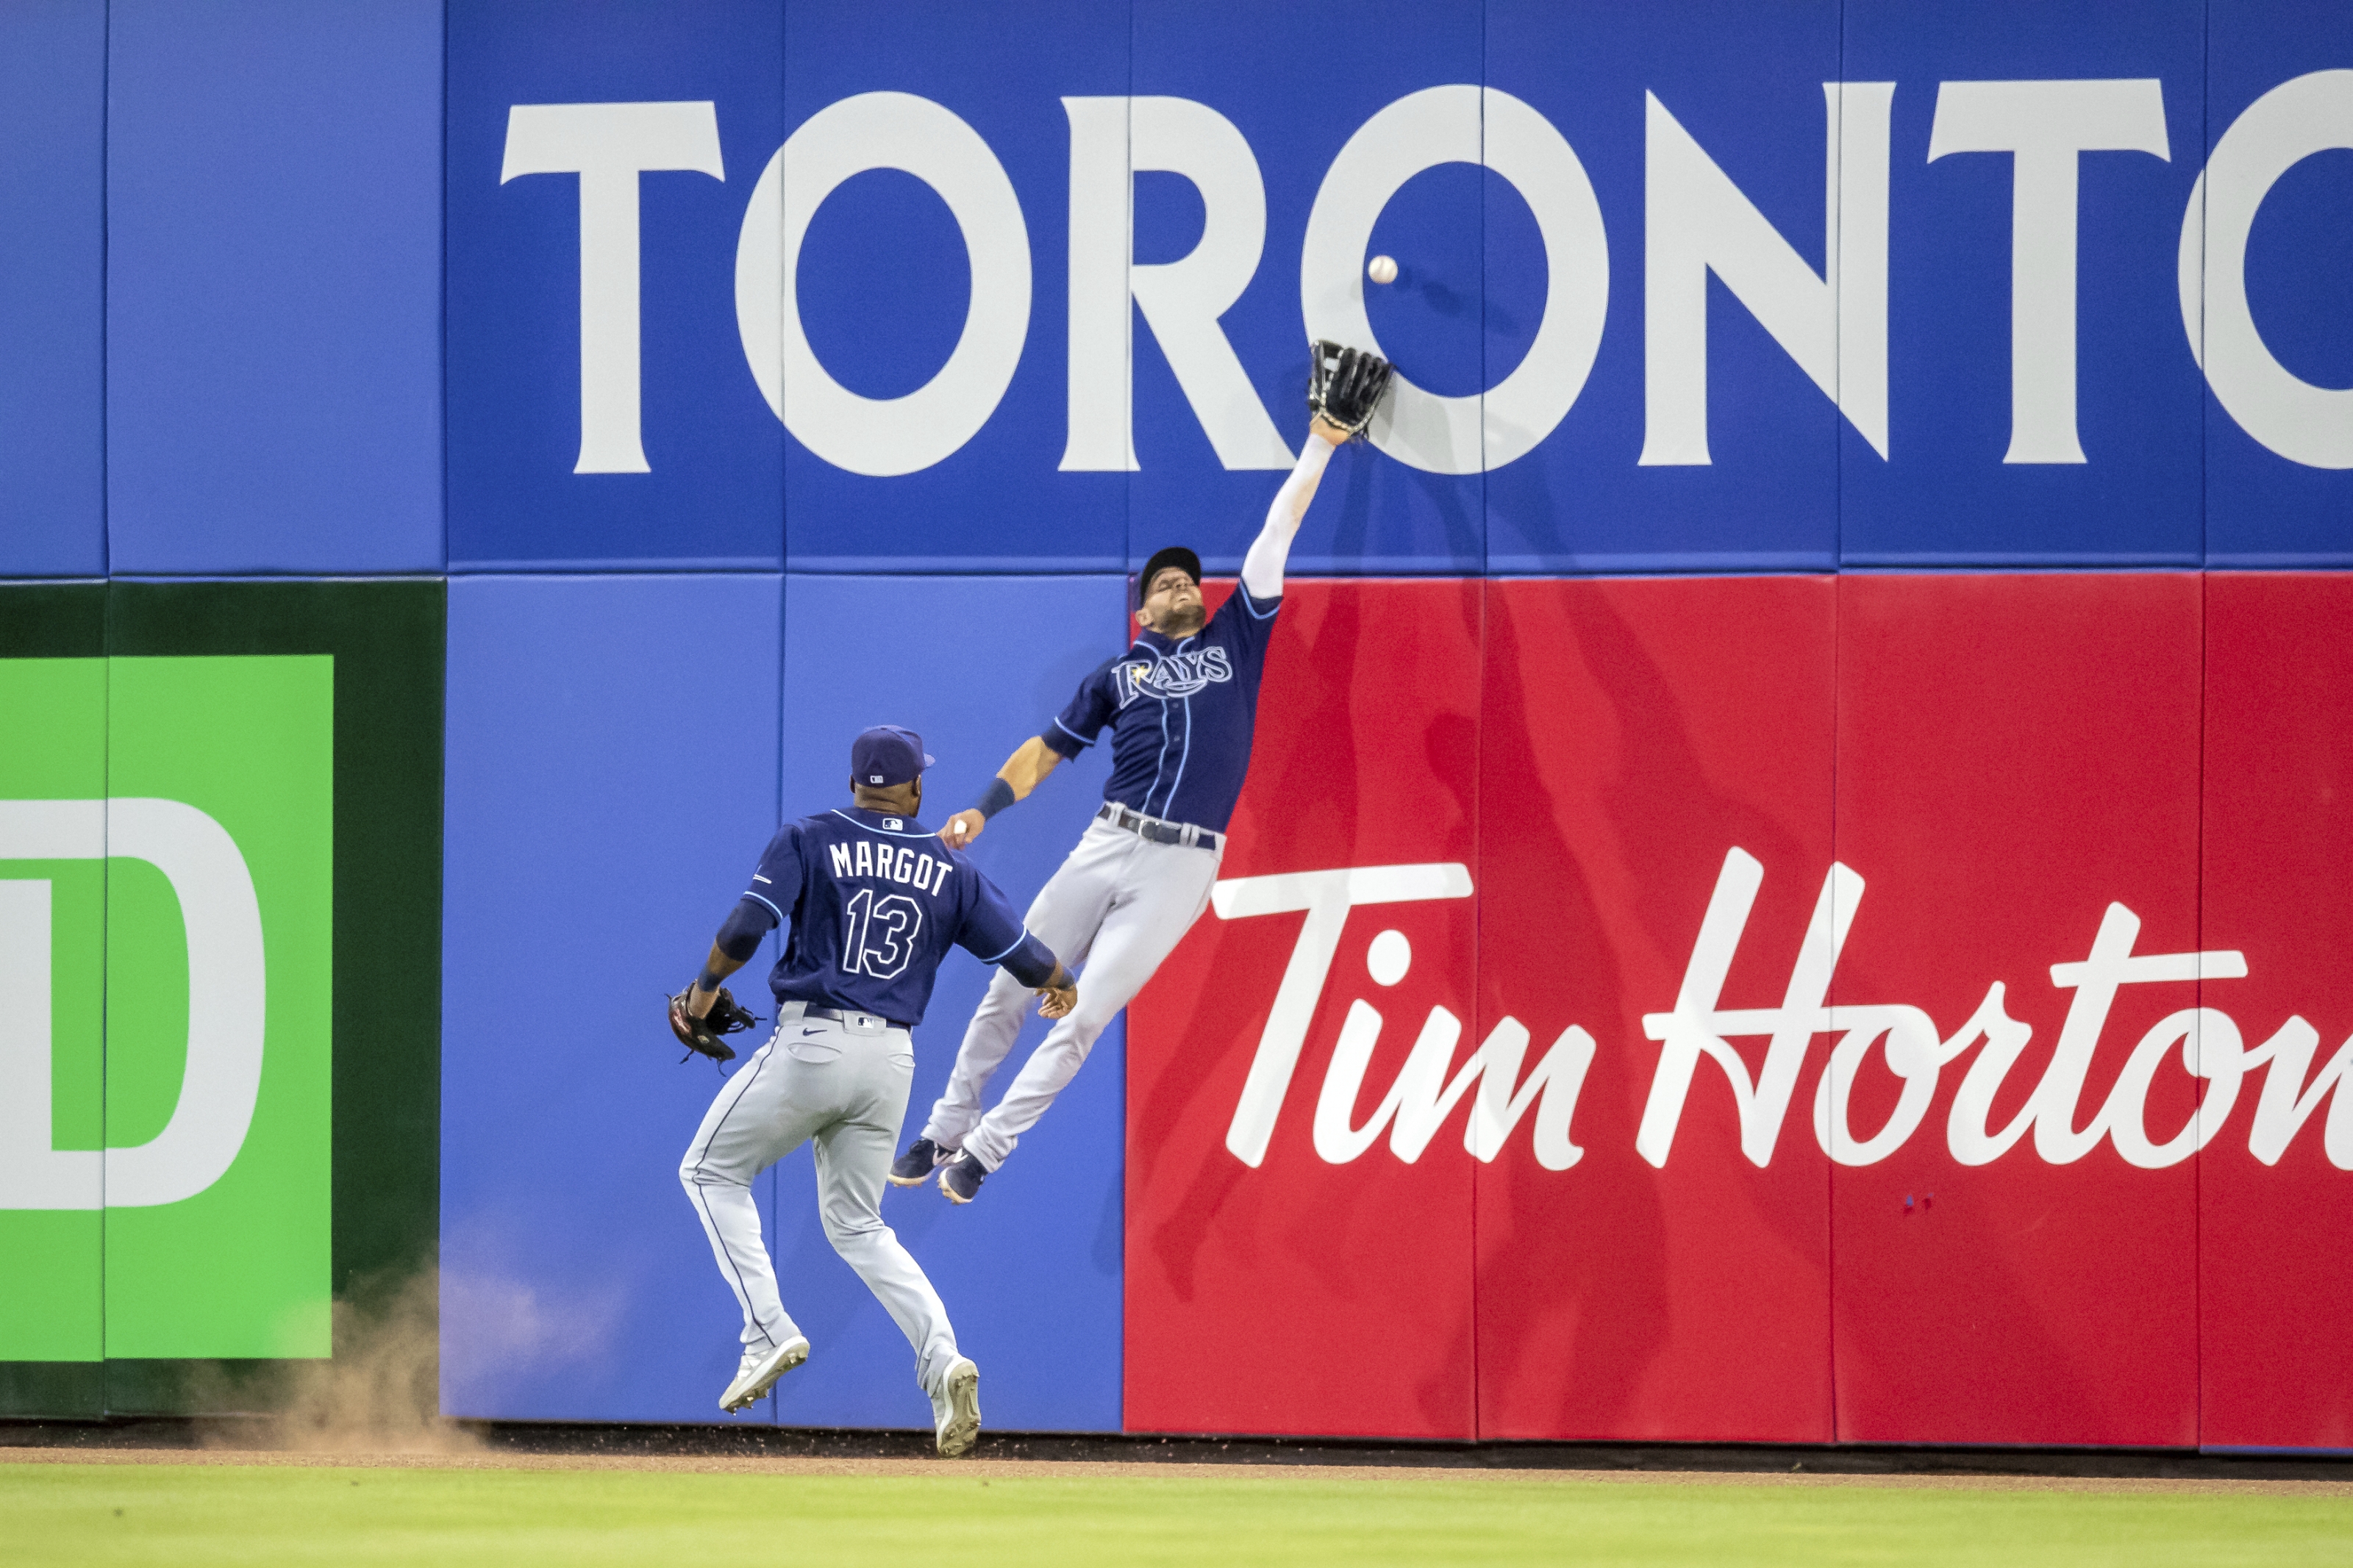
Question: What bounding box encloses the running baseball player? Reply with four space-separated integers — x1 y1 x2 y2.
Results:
669 724 1076 1456
890 343 1394 1204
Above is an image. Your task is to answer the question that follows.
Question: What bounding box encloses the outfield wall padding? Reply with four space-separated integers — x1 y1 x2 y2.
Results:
0 0 2350 1452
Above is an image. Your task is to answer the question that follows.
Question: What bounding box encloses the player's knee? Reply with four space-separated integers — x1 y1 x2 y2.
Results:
679 1152 739 1192
819 1204 885 1250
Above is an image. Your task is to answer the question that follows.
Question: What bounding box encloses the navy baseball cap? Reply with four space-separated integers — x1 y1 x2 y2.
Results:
851 725 935 787
1138 545 1202 608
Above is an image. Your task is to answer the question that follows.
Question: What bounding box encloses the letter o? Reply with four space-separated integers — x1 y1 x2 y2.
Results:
2105 1007 2244 1170
736 92 1032 476
1302 86 1607 475
1810 1006 1947 1167
2180 70 2353 469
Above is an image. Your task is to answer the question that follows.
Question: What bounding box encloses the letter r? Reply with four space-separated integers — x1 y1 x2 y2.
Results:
1060 96 1292 473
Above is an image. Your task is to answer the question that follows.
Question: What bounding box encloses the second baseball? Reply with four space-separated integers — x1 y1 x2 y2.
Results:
1367 254 1398 284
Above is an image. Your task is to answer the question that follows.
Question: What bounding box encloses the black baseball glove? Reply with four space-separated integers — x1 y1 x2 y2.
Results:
1307 340 1396 439
668 985 762 1063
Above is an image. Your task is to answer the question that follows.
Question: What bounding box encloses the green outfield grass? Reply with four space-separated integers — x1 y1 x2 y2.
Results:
4 1461 2350 1567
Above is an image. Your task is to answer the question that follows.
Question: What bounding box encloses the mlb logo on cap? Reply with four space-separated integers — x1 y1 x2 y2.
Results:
851 725 935 787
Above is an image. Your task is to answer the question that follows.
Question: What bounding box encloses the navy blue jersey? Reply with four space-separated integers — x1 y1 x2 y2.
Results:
740 807 1042 1026
1042 583 1279 833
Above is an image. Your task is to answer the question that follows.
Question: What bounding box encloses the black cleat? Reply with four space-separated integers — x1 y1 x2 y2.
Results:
890 1136 954 1187
939 1152 988 1205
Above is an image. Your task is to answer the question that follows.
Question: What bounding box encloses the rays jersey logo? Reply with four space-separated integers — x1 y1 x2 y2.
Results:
1117 647 1234 703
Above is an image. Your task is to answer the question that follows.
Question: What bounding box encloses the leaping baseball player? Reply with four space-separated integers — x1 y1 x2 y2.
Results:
668 724 1076 1455
891 343 1395 1204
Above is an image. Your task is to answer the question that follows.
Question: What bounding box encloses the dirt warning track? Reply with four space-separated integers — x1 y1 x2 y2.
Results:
5 1443 2349 1498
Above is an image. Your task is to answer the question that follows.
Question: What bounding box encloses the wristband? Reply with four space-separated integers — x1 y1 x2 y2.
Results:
974 777 1017 820
694 970 726 995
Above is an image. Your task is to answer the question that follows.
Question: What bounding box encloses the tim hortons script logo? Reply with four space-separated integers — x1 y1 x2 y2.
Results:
1214 864 1592 1172
1213 849 2353 1174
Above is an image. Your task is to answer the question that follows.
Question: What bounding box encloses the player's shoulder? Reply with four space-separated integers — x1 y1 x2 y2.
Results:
1085 647 1138 682
761 815 814 852
784 809 867 852
1209 583 1279 634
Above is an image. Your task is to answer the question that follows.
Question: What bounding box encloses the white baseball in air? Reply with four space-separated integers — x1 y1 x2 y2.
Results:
1366 254 1399 285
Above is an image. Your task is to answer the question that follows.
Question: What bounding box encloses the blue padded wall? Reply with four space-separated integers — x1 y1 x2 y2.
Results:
1130 0 1486 577
441 573 785 1422
426 0 2353 584
2204 0 2353 566
1838 0 2207 566
779 0 1128 574
0 0 104 578
105 0 444 575
768 573 1126 1431
445 0 785 571
1482 0 1841 573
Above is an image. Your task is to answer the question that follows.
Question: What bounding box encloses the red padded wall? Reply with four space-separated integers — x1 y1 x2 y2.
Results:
1125 579 1482 1439
2199 573 2353 1452
1122 571 2353 1449
1474 576 1835 1442
1829 573 2204 1446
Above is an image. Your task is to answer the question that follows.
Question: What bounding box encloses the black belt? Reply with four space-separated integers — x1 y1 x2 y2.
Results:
799 1004 913 1032
1098 801 1222 851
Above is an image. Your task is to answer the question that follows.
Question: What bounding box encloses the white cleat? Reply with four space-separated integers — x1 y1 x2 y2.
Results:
719 1333 809 1414
933 1356 982 1458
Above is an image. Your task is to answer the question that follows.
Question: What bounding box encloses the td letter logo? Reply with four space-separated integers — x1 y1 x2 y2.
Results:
0 656 332 1364
0 798 265 1209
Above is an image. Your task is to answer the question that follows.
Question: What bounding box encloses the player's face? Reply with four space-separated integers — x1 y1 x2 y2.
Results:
1141 568 1205 634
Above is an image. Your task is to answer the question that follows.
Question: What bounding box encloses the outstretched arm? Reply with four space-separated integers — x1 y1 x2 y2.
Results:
1241 415 1352 601
940 734 1064 851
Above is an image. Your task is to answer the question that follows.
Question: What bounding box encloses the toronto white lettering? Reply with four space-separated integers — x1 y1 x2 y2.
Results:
1640 84 1893 465
500 101 725 474
513 68 2350 481
1060 96 1291 472
1927 79 2171 464
2182 70 2353 470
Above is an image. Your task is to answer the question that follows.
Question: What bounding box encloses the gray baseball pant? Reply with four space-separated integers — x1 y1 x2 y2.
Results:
679 1000 963 1402
922 819 1222 1170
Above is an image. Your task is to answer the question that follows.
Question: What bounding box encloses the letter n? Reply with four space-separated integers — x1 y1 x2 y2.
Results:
1640 85 1892 465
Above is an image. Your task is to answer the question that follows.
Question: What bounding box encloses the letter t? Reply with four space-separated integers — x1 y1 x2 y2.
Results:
501 102 726 473
2032 901 2247 1162
1927 79 2169 464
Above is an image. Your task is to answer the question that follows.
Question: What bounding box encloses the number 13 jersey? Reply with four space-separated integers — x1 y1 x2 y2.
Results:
740 806 1038 1027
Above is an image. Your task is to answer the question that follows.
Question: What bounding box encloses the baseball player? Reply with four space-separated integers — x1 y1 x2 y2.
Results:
890 343 1394 1204
668 724 1076 1456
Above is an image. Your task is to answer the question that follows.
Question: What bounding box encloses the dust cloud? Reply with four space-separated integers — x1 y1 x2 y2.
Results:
199 1268 479 1455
